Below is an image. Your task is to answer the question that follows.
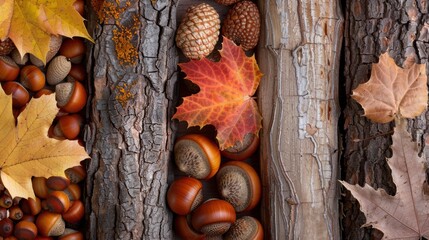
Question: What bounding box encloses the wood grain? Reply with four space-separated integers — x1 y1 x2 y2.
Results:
257 0 343 239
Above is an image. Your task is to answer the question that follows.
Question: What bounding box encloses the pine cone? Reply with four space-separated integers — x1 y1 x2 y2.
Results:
222 1 261 51
176 3 220 60
0 38 15 56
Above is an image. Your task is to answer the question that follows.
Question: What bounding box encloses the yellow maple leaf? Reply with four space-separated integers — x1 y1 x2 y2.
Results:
0 0 93 64
0 87 89 199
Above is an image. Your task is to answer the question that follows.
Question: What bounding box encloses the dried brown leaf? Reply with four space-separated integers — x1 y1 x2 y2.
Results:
341 119 429 239
352 53 427 123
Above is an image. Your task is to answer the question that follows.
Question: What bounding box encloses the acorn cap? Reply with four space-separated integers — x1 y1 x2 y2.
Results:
176 3 220 60
222 1 261 51
30 35 63 67
0 38 15 56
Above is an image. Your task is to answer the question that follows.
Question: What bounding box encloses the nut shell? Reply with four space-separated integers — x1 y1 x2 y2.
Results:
191 199 236 236
53 114 83 140
14 221 37 240
221 133 259 161
32 177 50 199
20 65 46 92
0 56 20 82
46 191 70 213
55 81 87 113
216 161 261 212
36 212 65 237
2 82 30 108
64 166 86 184
224 216 263 240
174 134 221 179
62 200 84 224
176 3 220 59
59 38 86 64
174 215 205 240
167 177 203 215
222 1 260 51
47 56 71 85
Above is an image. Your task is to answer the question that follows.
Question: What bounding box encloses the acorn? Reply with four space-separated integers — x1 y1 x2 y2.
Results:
64 166 86 184
52 114 83 140
0 218 14 237
0 193 12 209
1 82 30 108
36 212 65 237
61 200 84 224
67 64 86 82
46 177 70 191
30 35 63 67
32 177 50 199
14 221 38 240
224 216 263 240
9 205 23 221
222 1 261 51
176 3 220 59
221 133 259 161
20 198 42 216
58 228 84 240
191 199 236 236
20 65 46 92
0 38 15 56
46 191 70 213
34 88 54 98
174 215 205 240
167 177 203 215
55 81 87 113
63 184 81 201
47 56 71 85
216 161 261 212
0 207 8 220
59 38 86 64
174 134 221 179
0 56 20 82
73 0 85 16
10 49 28 65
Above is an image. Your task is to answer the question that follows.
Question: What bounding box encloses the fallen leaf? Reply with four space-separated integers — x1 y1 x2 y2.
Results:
352 53 427 123
341 119 429 239
0 0 93 63
173 37 263 150
0 87 89 199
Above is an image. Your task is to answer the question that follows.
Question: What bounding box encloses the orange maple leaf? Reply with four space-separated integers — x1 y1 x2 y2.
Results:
341 119 429 239
0 0 93 64
173 37 263 150
352 53 427 123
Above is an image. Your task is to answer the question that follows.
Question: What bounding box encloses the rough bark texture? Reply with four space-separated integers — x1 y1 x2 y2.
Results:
342 1 429 239
257 0 343 239
84 0 178 239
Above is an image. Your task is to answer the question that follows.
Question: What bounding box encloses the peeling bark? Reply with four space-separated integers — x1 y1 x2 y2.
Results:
342 0 429 239
257 0 343 239
84 1 178 239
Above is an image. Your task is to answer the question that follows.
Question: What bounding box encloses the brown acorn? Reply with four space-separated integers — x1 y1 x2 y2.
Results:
36 212 65 237
46 56 71 85
1 82 30 108
0 38 15 56
55 81 87 113
59 38 86 64
14 221 37 240
20 65 46 92
222 1 261 51
224 216 263 240
0 56 20 82
64 166 86 184
176 3 220 60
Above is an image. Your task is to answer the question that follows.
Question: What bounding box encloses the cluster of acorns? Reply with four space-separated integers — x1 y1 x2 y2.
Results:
176 0 260 60
0 0 87 141
168 133 262 240
0 165 86 239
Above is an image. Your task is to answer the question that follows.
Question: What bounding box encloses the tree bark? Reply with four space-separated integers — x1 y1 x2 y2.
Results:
342 1 429 239
257 0 343 239
84 1 178 239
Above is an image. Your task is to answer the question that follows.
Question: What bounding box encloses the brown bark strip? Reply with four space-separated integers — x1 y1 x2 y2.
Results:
84 0 178 239
342 0 429 239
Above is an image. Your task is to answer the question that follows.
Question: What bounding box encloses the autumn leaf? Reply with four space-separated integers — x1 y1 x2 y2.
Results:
0 0 93 64
0 87 89 199
173 37 263 150
352 53 427 123
341 119 429 239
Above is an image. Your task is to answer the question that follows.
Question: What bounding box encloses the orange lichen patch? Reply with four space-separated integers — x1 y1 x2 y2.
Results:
115 83 135 108
112 14 139 65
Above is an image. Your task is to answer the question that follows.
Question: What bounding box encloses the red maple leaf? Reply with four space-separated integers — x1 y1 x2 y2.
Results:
173 37 263 150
